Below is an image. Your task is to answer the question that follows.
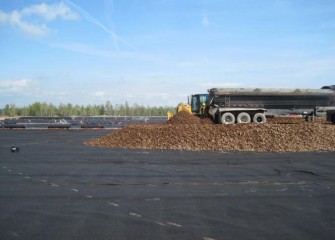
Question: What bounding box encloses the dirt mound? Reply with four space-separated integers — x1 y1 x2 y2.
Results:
86 112 335 152
267 116 326 124
167 110 201 124
167 110 213 125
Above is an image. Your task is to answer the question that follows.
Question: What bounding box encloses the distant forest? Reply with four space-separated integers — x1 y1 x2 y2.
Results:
0 101 176 117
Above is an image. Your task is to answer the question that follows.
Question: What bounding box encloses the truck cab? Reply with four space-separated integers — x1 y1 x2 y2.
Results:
190 94 209 114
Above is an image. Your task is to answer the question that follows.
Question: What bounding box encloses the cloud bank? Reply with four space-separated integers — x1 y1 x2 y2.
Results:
0 79 39 94
0 2 78 36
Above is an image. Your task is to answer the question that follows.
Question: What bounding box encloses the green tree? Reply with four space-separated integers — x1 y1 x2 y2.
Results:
2 101 176 117
28 102 42 116
105 101 113 116
17 106 29 116
98 105 105 115
4 104 17 117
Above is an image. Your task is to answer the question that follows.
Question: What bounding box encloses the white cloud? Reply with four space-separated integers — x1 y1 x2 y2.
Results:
202 15 209 27
0 2 78 36
0 11 7 22
0 79 39 94
22 2 78 21
7 10 50 36
93 91 106 98
126 94 136 98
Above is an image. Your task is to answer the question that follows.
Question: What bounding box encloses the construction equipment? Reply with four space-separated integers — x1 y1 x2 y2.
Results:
176 86 335 124
167 102 194 120
177 103 192 114
167 96 207 120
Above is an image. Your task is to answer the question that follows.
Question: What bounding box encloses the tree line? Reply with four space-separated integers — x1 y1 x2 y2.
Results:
0 101 176 117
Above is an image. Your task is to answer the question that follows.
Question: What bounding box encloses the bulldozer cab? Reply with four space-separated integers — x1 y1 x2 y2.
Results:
191 94 209 114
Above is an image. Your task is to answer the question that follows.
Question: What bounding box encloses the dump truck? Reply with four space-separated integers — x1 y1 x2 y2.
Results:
187 86 335 124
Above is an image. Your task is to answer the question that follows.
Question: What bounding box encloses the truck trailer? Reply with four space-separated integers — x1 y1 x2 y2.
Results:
189 86 335 124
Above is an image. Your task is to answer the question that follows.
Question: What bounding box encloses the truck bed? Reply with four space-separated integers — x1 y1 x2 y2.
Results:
209 88 334 112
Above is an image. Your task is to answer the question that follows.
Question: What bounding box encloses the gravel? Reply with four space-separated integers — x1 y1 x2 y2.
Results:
86 111 335 152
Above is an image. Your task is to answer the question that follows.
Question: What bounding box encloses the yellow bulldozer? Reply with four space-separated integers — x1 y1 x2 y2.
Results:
167 103 192 119
167 94 209 120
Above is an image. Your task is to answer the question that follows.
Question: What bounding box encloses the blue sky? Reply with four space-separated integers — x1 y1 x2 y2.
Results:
1 0 335 107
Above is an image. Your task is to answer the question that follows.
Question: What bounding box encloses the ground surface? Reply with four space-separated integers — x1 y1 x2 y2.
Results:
0 130 335 240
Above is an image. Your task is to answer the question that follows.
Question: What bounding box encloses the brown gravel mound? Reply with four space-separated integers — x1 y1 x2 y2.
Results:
167 110 201 124
267 116 326 124
86 112 335 152
166 110 213 125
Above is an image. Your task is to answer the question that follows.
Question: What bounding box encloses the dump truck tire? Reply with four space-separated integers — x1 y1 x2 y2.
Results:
253 113 266 124
237 112 251 123
221 112 235 124
331 113 335 124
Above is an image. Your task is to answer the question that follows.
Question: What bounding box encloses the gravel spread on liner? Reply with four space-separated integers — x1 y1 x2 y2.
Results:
86 111 335 152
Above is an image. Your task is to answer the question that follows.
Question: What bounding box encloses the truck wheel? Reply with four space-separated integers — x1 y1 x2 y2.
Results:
237 112 251 123
221 112 235 124
331 113 335 124
253 113 266 124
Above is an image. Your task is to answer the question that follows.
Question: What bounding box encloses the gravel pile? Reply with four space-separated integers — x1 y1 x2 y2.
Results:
267 116 326 124
86 111 335 152
166 110 213 125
